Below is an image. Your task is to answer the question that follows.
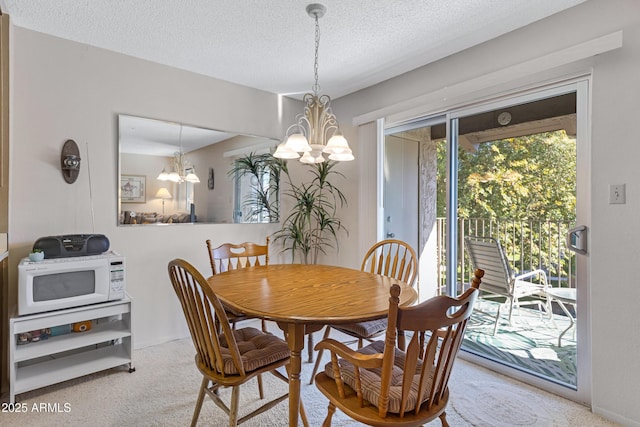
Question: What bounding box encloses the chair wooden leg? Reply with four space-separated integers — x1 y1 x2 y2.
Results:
309 326 332 384
439 410 450 427
322 402 336 427
229 386 240 427
397 331 406 351
299 398 310 427
257 374 264 399
307 332 314 363
261 319 267 332
191 377 208 427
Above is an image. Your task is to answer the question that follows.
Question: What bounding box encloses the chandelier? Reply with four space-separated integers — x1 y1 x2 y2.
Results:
273 3 353 164
157 125 200 183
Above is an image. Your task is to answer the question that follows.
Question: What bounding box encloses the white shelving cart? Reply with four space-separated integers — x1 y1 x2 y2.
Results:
8 297 133 403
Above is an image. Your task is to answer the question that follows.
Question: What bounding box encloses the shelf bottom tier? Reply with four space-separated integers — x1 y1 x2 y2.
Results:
14 343 132 397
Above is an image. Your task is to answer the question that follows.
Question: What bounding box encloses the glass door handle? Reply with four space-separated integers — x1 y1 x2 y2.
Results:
567 225 587 255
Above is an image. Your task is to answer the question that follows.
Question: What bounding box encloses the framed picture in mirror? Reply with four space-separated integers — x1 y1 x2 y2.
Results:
121 175 146 203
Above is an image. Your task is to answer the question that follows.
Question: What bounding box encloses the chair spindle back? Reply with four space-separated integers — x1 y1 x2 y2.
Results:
379 268 483 418
361 239 418 287
206 237 269 275
168 259 246 377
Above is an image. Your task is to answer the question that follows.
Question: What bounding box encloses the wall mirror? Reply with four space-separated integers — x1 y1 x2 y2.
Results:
118 114 280 225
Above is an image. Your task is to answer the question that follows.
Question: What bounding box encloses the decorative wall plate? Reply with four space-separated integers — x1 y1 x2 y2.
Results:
61 139 81 184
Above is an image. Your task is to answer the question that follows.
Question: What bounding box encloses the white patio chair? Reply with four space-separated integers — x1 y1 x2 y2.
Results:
465 236 550 335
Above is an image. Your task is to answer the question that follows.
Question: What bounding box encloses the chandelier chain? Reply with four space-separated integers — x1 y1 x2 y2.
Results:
312 12 320 94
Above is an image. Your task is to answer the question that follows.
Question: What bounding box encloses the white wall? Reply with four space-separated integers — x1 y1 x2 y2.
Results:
332 0 639 424
189 138 237 223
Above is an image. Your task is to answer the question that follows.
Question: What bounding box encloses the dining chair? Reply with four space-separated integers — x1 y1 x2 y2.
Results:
206 238 269 332
310 239 418 383
207 237 320 362
313 269 484 427
465 236 550 335
167 258 297 427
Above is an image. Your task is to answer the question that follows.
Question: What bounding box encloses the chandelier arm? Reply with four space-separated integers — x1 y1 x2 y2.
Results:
285 119 309 138
321 117 339 143
298 113 311 132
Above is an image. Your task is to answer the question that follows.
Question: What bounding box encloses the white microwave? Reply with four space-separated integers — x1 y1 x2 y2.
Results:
18 251 126 316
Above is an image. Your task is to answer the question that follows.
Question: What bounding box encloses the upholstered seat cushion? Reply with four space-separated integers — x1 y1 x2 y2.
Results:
324 340 433 414
218 327 290 374
334 318 388 338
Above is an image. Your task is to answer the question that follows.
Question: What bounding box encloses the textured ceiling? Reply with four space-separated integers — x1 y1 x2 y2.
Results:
0 0 587 99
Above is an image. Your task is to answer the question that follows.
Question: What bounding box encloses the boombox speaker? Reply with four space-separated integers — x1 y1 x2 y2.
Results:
33 234 110 258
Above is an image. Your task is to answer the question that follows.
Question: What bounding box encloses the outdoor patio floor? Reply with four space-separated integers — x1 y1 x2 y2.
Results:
462 298 577 388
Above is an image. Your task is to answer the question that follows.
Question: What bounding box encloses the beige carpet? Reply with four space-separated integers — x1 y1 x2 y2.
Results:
5 325 618 427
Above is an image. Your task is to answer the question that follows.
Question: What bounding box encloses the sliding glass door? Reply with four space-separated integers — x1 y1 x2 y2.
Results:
382 80 590 402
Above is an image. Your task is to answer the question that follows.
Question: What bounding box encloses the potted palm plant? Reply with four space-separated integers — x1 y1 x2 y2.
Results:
230 152 348 263
273 160 348 264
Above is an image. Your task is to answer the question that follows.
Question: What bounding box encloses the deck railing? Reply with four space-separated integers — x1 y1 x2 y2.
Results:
436 217 576 293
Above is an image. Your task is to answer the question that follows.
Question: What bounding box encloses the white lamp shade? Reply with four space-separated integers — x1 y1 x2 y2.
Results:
155 188 172 199
185 172 200 183
300 149 325 164
157 168 170 181
168 171 181 182
285 133 312 153
299 151 315 164
299 152 321 164
324 133 350 154
328 148 355 161
273 142 300 159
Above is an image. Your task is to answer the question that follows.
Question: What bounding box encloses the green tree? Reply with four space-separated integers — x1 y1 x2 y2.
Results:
438 131 576 222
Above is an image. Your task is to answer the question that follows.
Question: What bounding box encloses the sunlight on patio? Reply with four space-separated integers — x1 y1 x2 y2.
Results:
463 303 577 387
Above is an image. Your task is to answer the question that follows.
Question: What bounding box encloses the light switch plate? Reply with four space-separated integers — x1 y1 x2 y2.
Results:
609 184 626 204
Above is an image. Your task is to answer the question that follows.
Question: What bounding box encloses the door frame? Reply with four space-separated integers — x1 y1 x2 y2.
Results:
382 115 447 301
378 77 592 404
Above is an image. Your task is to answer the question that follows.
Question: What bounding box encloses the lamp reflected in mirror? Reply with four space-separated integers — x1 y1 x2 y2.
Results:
155 188 172 215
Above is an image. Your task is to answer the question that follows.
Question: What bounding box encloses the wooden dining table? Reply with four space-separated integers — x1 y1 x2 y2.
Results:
207 263 418 427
